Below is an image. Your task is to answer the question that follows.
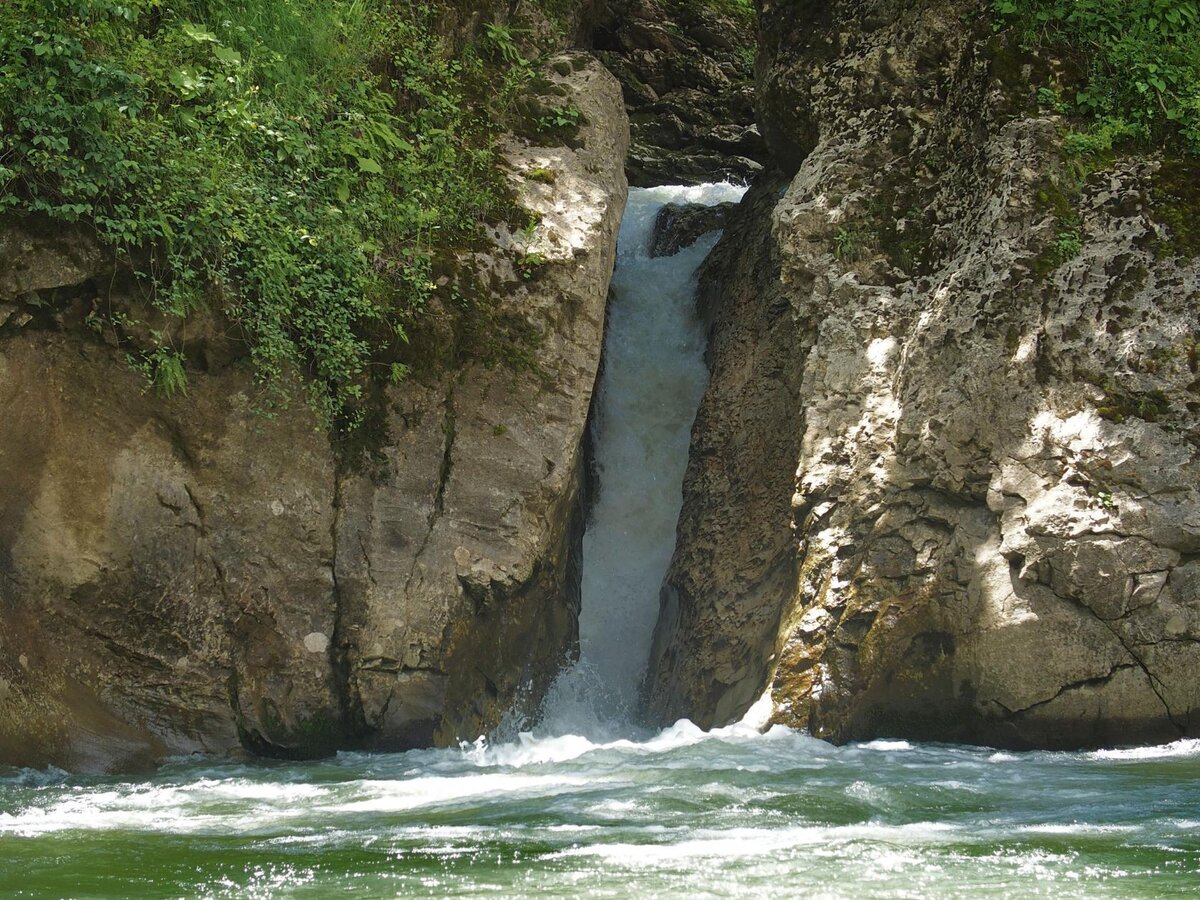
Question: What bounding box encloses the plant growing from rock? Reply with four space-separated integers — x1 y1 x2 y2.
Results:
994 0 1200 155
0 0 563 428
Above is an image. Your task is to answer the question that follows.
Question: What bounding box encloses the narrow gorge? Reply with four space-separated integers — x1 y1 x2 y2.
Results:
2 0 1198 771
3 1 1200 892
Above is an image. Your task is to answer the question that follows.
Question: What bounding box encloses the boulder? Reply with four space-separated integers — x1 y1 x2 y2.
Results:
649 201 738 258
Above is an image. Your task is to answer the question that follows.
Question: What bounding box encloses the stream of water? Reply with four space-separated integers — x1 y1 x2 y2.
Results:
2 186 1198 898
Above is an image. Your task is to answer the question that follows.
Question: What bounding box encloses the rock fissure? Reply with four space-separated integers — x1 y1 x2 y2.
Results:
432 387 457 526
182 484 207 534
1086 605 1187 732
998 663 1139 718
328 467 356 746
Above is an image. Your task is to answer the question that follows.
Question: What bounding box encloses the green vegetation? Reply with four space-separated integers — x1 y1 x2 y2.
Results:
535 103 584 136
0 0 559 426
1096 384 1172 423
1149 158 1200 257
1032 222 1083 274
1030 178 1084 275
695 0 755 16
1051 225 1082 261
994 0 1200 155
832 227 860 262
994 3 1200 266
517 252 550 281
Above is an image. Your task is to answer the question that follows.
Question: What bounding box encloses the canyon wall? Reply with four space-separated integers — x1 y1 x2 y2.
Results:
594 0 765 185
0 55 628 772
644 0 1200 748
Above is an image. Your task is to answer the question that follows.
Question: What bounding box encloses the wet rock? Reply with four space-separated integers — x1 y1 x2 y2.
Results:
702 124 767 158
649 202 738 258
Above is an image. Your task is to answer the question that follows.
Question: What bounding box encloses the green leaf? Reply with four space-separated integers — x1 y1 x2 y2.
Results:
213 45 241 65
181 22 217 43
355 156 383 174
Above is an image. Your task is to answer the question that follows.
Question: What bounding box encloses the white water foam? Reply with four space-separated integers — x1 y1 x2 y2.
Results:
1086 738 1200 761
327 773 593 814
546 822 964 864
858 740 915 752
464 706 796 769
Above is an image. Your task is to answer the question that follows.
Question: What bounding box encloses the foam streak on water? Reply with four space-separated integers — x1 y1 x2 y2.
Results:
2 187 1198 897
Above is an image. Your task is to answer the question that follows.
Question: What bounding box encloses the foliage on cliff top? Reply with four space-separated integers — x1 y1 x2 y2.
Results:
0 0 552 427
994 0 1200 155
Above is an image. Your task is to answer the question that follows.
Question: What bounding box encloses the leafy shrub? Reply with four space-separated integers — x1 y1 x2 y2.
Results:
0 0 531 427
1051 226 1083 263
994 0 1200 154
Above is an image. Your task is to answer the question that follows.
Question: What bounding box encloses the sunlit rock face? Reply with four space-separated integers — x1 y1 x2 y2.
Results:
0 55 628 773
643 0 1200 748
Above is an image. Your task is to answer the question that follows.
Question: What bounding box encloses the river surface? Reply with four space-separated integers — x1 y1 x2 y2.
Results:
2 186 1198 897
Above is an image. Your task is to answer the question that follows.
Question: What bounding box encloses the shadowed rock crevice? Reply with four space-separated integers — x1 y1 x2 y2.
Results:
593 0 765 185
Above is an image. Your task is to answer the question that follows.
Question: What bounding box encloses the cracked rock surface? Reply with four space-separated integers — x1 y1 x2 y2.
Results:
642 0 1200 749
594 0 765 186
0 55 628 772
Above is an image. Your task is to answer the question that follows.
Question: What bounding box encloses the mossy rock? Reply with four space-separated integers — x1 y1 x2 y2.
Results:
986 34 1057 120
1096 387 1172 424
1149 158 1200 259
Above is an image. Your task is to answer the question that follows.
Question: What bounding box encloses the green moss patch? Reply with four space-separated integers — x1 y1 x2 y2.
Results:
1149 158 1200 258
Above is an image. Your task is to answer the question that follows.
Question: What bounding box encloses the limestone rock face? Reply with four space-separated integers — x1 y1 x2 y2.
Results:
0 55 628 772
643 0 1200 749
335 55 629 750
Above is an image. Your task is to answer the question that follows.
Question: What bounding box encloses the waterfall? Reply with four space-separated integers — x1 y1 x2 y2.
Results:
6 183 1195 899
537 183 746 739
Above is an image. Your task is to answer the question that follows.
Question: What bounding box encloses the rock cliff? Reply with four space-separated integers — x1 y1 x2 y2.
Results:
594 0 766 186
644 0 1200 748
0 55 628 772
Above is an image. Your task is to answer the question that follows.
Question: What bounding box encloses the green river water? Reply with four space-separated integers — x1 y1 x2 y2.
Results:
2 186 1196 898
2 728 1199 897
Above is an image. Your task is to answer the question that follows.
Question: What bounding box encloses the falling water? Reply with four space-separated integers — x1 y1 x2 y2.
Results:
537 182 746 738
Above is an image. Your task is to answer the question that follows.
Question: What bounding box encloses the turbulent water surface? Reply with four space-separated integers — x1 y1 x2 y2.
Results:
3 187 1199 898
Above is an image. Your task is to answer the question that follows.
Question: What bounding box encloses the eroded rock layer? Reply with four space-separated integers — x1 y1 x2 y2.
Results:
0 56 628 772
643 0 1200 748
594 0 765 186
